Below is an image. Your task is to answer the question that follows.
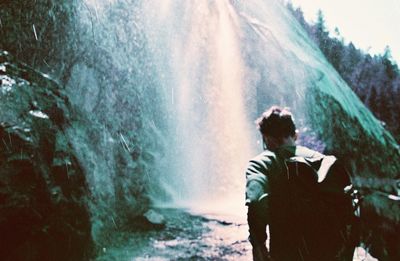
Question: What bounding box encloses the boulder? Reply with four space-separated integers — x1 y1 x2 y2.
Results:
143 209 166 228
128 209 166 231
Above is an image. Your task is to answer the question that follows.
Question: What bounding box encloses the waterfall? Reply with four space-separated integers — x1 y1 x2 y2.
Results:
144 0 256 207
64 0 399 227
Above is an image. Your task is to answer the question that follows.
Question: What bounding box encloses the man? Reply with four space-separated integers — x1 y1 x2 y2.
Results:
245 106 356 261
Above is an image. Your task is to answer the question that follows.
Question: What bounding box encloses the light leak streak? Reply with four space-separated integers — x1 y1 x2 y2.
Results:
2 139 10 152
119 133 131 153
32 24 38 41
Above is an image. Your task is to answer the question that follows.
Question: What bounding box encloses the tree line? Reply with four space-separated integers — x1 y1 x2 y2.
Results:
287 3 400 143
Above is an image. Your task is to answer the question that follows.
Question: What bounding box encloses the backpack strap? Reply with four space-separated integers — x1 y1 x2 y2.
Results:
289 153 338 183
285 156 319 185
287 156 311 165
317 155 337 183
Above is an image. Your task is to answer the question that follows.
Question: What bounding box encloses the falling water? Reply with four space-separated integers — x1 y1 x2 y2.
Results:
64 0 399 229
145 0 255 208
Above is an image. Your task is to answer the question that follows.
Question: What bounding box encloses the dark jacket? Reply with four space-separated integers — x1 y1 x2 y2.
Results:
246 145 354 261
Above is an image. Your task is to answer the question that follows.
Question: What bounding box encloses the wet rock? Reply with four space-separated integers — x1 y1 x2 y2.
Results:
0 50 92 261
144 209 166 227
129 209 166 231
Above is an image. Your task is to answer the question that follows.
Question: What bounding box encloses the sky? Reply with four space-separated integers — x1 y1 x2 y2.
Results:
288 0 400 64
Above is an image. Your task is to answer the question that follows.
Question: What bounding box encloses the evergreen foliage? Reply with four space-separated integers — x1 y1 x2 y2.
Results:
287 3 400 143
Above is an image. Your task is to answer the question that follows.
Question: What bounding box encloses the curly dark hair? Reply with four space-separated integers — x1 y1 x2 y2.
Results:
256 106 296 139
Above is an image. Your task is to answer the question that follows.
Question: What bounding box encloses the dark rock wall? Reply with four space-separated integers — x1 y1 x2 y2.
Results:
0 51 92 261
1 0 167 250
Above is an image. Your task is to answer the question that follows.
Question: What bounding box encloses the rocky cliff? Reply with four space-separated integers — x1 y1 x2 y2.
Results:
0 50 92 261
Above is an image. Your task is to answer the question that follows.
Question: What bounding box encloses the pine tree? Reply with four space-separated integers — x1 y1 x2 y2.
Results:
287 4 400 142
314 10 330 54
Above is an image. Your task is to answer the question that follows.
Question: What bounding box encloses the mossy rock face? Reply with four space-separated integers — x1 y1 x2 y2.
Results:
0 50 92 261
306 88 400 180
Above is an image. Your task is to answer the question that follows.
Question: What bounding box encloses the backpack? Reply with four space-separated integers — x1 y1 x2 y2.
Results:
268 154 359 261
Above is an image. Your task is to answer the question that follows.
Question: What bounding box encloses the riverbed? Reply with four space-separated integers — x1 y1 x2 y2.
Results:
96 208 376 260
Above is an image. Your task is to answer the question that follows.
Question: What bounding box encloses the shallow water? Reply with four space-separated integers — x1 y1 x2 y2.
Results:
96 208 251 260
96 208 377 261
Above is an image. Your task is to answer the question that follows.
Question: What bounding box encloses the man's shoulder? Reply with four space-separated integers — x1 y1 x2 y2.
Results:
246 150 277 172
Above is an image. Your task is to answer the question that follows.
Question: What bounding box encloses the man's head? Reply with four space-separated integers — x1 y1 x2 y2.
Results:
256 106 297 150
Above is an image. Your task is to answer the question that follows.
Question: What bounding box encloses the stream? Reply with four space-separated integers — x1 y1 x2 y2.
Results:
96 208 377 261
